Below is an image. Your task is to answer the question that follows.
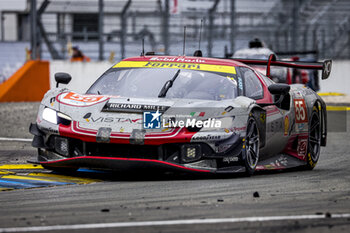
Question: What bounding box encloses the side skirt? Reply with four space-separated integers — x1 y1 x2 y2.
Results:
256 153 306 171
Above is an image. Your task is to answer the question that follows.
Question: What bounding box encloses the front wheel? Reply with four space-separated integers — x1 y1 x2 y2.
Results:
241 116 260 176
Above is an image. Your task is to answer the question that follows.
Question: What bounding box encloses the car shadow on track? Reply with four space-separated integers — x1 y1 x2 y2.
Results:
50 165 317 182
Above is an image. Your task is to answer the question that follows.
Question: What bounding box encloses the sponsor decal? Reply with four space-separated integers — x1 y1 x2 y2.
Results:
190 112 205 117
59 92 108 107
295 122 306 132
222 106 234 115
260 113 266 123
143 111 222 129
217 143 231 153
41 127 58 134
85 115 142 124
50 97 55 107
226 76 237 85
113 61 236 74
284 115 289 136
264 164 275 170
294 99 308 123
238 77 243 90
268 120 282 133
294 91 303 98
297 139 308 158
231 126 246 132
64 92 104 103
149 57 206 63
144 62 200 70
307 152 315 168
225 106 234 112
256 156 288 170
192 134 221 141
103 102 169 113
83 112 92 122
275 155 288 167
143 110 162 129
223 156 239 163
165 118 221 128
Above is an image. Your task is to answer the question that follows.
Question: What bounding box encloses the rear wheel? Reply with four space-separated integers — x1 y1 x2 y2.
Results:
305 106 321 170
241 116 260 175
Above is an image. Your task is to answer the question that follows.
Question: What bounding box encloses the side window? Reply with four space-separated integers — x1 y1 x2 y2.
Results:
261 74 275 86
240 67 263 99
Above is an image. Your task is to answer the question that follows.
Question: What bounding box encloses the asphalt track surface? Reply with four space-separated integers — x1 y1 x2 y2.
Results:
0 102 349 233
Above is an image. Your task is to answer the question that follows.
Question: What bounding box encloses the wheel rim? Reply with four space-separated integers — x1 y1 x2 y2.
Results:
309 111 321 161
246 118 259 169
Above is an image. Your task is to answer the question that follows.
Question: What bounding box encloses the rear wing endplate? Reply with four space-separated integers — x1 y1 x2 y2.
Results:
228 54 332 80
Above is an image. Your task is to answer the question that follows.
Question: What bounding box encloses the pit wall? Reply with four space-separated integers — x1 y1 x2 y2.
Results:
49 61 113 93
319 60 350 95
49 60 350 95
1 59 345 102
0 60 50 102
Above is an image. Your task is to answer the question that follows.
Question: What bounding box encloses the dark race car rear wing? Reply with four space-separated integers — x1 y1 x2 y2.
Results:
226 54 332 80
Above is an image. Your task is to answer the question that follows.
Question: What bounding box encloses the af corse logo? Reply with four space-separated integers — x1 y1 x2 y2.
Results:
143 110 162 129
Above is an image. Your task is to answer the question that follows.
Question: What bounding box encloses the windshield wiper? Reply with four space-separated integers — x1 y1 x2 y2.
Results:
158 69 181 98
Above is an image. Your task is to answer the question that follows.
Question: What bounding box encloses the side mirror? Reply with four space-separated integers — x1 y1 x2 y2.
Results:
55 72 72 88
268 83 290 95
265 83 290 110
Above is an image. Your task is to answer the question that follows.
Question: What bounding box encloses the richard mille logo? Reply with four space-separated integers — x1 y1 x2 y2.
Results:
103 103 169 112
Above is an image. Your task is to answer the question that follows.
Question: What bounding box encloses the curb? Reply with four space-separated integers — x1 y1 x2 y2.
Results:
326 106 350 111
318 92 346 96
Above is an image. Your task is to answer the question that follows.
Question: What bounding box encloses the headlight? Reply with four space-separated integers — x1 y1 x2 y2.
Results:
181 144 202 163
42 108 57 124
42 108 72 125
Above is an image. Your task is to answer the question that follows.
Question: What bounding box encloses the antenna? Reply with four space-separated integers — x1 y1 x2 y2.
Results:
141 38 145 56
198 19 203 50
183 26 186 56
193 19 203 57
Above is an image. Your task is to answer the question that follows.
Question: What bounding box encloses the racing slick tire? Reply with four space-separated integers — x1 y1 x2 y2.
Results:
304 106 321 170
241 115 260 176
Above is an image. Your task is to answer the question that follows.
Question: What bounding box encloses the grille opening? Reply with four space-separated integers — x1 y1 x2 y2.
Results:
85 142 160 160
48 136 215 162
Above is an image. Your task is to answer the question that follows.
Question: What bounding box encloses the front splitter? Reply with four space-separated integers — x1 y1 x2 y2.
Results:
37 156 214 173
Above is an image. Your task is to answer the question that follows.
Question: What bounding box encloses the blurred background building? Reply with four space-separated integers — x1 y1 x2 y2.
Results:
0 0 349 82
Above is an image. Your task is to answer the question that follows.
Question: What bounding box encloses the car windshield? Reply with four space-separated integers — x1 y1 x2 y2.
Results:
87 68 238 101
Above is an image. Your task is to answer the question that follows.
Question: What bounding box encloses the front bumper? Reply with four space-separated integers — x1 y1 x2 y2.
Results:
30 123 245 173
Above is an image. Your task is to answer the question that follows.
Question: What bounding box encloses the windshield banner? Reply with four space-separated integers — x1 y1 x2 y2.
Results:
113 61 236 74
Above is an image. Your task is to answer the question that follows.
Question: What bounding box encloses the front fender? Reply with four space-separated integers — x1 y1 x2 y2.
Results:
248 105 267 148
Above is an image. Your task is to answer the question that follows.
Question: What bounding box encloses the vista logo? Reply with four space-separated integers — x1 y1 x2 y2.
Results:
83 113 142 123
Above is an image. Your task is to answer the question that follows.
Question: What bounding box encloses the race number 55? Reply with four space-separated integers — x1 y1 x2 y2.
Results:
294 99 308 123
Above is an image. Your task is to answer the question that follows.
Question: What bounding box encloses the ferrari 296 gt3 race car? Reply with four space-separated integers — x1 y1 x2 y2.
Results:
29 54 332 175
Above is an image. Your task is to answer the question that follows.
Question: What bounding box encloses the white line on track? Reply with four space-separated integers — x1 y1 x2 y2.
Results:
0 137 32 142
0 214 349 232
